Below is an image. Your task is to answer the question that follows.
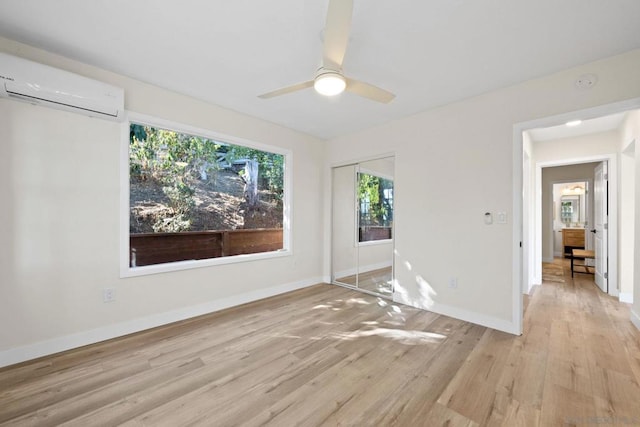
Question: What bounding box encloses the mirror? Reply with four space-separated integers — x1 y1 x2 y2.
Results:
332 156 395 297
554 181 587 227
357 158 394 295
332 164 359 288
560 196 580 224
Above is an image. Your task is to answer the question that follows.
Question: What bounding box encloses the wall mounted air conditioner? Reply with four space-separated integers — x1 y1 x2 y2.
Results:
0 52 124 121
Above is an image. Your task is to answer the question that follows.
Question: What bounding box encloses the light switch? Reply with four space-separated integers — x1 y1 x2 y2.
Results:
496 212 507 224
484 212 493 225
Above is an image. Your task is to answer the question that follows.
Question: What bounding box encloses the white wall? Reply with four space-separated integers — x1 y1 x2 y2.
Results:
619 110 640 328
533 130 620 163
325 49 640 334
3 39 640 363
0 37 325 366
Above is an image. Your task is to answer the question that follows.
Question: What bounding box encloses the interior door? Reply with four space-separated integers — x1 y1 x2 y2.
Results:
592 162 608 292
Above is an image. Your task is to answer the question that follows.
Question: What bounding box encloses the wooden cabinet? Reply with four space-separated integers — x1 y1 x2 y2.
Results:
562 228 585 257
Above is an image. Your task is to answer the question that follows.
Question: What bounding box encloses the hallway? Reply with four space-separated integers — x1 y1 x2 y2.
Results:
523 258 640 424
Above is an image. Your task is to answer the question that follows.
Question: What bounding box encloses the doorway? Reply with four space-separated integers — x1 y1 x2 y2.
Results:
545 168 605 292
523 109 639 299
551 179 590 258
512 98 640 331
514 98 640 333
534 157 614 298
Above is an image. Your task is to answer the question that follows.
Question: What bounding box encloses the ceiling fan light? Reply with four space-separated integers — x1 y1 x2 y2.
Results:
314 72 346 96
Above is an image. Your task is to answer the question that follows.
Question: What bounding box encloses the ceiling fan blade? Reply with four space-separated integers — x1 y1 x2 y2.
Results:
258 80 314 99
322 0 353 70
345 78 396 104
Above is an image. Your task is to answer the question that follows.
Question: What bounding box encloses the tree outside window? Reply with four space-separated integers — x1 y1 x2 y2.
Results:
128 122 286 268
358 172 393 242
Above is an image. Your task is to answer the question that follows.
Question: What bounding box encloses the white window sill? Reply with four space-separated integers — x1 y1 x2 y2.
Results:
120 249 291 278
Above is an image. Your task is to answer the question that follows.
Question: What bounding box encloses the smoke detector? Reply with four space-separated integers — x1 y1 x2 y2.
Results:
575 73 598 90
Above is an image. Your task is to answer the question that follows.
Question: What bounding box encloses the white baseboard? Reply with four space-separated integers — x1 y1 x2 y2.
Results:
393 294 518 335
542 257 555 263
527 284 540 296
0 276 322 368
619 292 634 304
523 273 539 295
631 309 640 332
524 281 537 295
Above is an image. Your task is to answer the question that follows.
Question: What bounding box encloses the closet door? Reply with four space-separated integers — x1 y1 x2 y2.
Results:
331 165 359 287
356 159 394 296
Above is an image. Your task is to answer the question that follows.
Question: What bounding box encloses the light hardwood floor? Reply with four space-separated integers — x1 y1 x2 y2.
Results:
1 259 639 426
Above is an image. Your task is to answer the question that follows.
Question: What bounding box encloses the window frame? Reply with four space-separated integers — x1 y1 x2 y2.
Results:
120 112 292 278
355 167 394 247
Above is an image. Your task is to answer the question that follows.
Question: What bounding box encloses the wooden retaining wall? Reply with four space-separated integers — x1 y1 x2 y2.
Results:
359 226 392 242
130 228 283 267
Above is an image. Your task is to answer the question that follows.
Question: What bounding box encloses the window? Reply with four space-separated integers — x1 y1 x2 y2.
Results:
124 116 289 274
357 172 393 243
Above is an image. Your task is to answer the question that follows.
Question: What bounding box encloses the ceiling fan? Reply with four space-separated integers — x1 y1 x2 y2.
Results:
258 0 395 104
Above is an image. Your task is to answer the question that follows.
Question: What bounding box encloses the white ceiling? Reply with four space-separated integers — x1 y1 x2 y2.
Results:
1 0 639 140
527 111 629 142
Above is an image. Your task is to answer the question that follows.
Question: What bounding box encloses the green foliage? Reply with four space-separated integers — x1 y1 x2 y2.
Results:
130 126 221 181
130 124 220 232
152 213 191 233
163 178 195 213
130 123 147 143
226 146 284 199
358 173 393 226
130 123 285 233
129 128 156 178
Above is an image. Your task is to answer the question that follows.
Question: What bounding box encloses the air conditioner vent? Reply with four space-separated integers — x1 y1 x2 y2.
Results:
0 52 124 121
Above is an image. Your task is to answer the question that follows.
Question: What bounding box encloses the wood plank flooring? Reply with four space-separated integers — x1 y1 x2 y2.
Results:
1 259 639 426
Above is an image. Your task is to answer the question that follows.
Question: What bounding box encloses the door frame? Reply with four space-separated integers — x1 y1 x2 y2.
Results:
512 97 640 333
536 157 615 297
549 178 593 259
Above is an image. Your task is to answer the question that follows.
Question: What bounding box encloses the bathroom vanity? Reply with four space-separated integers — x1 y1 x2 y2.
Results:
562 228 585 258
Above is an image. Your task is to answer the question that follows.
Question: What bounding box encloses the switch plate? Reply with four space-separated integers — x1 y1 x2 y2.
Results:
496 212 507 224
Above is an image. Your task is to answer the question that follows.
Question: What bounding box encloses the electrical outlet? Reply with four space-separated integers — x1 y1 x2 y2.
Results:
103 288 116 303
449 278 458 289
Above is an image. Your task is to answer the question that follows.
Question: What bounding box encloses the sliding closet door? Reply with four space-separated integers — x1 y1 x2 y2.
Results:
331 156 395 298
357 158 394 296
332 164 359 287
